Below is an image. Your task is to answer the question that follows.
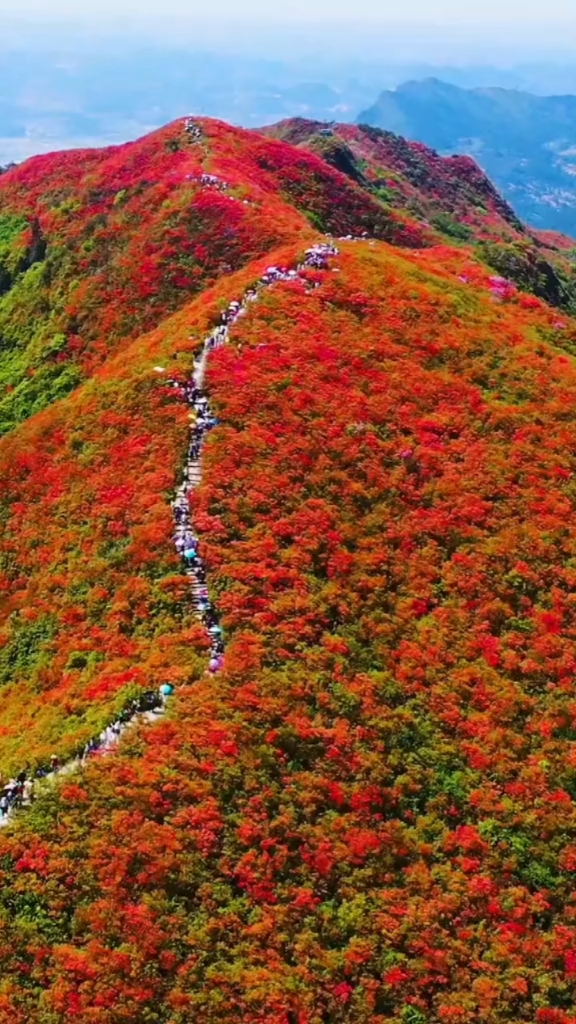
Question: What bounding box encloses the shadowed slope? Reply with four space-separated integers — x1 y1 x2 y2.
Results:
264 118 525 237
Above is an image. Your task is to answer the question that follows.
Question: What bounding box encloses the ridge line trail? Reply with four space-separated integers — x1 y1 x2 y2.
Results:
0 240 341 829
168 241 341 674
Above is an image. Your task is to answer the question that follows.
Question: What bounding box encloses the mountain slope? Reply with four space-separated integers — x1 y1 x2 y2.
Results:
0 116 428 436
1 118 576 1022
2 237 576 1023
359 78 576 236
267 118 576 315
265 116 526 236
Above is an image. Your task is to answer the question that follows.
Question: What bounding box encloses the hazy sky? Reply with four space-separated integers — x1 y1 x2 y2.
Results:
2 0 576 64
0 0 575 26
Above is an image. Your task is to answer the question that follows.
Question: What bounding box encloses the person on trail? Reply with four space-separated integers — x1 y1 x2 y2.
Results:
0 794 8 818
50 754 59 772
141 691 158 711
159 682 175 706
99 727 112 748
22 779 34 806
9 784 22 809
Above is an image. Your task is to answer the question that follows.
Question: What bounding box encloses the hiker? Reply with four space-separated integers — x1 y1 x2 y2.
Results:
9 784 22 809
99 727 113 748
3 782 16 803
159 682 175 706
22 779 34 806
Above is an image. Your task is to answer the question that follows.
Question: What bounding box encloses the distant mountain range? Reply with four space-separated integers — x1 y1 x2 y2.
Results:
0 42 375 165
8 19 576 180
359 78 576 236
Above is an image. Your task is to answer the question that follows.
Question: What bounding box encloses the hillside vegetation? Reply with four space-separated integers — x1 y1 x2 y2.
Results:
1 117 576 1022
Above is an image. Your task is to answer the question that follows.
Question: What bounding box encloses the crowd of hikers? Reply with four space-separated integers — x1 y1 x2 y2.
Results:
0 241 340 826
165 241 340 667
199 173 229 190
184 117 203 142
0 685 174 822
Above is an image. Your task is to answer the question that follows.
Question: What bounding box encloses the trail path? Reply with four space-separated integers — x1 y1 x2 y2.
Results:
0 241 341 828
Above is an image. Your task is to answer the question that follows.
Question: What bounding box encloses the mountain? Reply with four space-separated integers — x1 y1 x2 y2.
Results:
2 117 576 1021
358 78 576 236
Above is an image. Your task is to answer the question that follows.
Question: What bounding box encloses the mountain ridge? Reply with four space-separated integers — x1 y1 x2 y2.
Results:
1 115 576 1021
1 110 576 778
